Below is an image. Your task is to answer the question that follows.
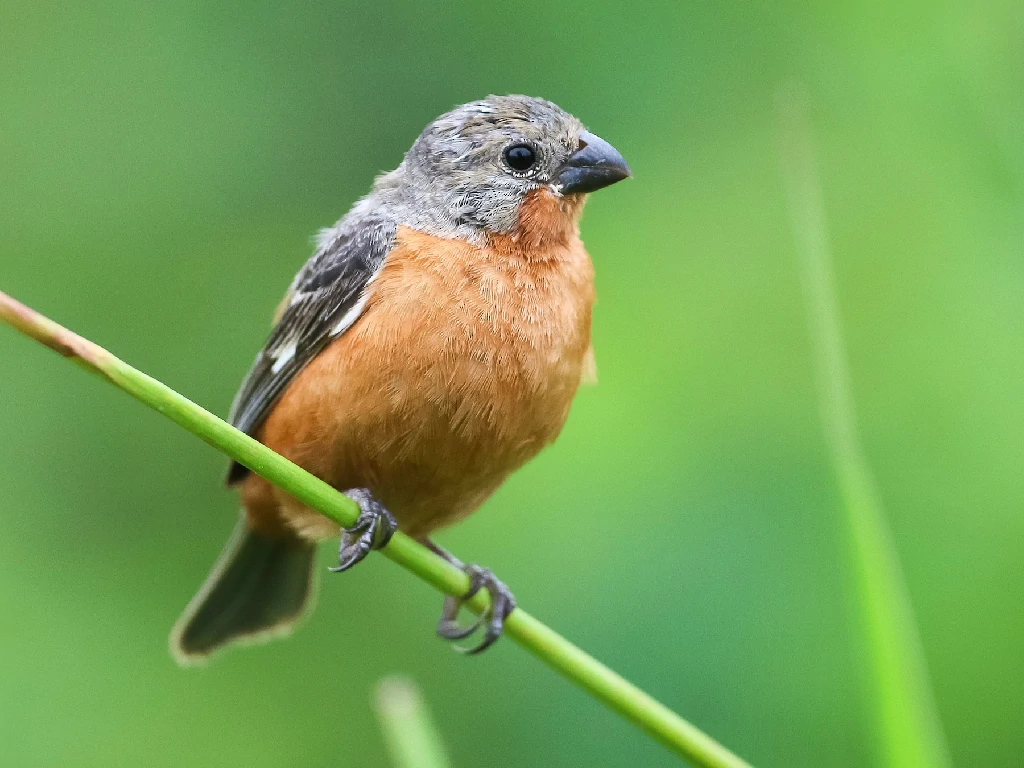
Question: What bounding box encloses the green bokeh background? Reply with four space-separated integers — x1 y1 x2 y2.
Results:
2 2 1021 766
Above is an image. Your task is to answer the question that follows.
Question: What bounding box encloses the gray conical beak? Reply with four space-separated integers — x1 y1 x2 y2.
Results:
556 131 632 195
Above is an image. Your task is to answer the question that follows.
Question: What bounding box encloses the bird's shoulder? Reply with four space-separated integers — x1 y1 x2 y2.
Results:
225 205 397 484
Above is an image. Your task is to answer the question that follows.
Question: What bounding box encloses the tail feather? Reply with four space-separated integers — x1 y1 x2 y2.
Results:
170 518 317 665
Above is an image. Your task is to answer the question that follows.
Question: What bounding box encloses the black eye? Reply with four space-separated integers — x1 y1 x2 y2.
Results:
503 144 537 173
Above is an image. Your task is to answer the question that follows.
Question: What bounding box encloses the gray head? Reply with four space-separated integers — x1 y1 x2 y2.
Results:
368 95 630 243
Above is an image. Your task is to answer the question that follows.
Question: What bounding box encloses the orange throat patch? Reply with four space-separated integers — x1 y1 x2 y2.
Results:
490 187 587 253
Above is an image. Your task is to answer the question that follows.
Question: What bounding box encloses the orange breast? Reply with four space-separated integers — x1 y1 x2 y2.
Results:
246 198 595 540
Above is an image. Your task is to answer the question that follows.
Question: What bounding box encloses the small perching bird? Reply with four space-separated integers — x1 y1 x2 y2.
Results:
171 95 631 662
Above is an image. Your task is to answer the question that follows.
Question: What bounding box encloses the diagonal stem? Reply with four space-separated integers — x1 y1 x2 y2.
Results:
0 288 751 768
373 676 452 768
777 85 952 768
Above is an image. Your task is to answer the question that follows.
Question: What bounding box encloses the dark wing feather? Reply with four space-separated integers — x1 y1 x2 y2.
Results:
226 216 396 485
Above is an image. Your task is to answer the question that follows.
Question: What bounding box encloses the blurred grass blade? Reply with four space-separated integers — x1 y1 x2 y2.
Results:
777 85 952 768
374 676 452 768
0 289 752 768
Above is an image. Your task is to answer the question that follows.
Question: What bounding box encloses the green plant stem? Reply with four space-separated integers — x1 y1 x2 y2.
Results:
0 289 751 768
777 86 951 768
373 676 452 768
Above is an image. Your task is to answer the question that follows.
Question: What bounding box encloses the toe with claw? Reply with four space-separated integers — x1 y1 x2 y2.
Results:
427 542 517 654
330 488 397 573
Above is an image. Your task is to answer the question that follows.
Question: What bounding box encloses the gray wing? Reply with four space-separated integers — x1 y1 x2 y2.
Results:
226 216 396 485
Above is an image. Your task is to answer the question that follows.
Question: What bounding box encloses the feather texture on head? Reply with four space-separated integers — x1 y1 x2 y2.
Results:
363 95 588 243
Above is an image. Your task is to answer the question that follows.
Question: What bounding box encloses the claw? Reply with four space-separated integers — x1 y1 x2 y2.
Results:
437 568 487 640
329 488 397 573
435 564 517 654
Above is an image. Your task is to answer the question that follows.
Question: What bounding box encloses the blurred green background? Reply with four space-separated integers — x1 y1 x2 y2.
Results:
1 1 1022 766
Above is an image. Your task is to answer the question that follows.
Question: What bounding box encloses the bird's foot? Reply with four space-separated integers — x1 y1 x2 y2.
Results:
330 489 397 572
426 541 516 654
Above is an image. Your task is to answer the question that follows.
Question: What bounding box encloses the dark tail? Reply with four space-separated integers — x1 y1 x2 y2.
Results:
170 517 317 665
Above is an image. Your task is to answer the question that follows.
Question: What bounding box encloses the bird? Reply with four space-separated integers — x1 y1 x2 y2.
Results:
170 94 630 663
